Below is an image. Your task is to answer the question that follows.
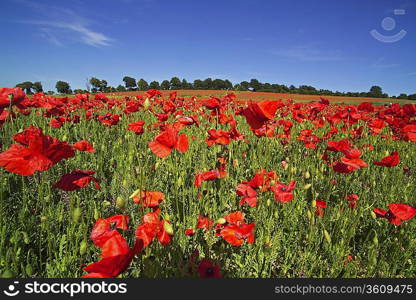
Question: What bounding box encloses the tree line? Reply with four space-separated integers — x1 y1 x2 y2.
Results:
14 77 416 100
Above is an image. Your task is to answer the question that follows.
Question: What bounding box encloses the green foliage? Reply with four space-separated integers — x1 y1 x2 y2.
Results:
55 81 71 94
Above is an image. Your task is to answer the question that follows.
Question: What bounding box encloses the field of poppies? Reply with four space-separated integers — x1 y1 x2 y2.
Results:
0 87 416 278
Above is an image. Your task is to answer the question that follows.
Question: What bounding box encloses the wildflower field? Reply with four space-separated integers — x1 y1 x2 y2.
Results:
0 88 415 278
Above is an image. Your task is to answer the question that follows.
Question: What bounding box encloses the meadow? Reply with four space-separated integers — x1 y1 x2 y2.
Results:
0 88 415 278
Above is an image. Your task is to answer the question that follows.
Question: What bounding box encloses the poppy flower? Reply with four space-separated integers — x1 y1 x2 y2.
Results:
333 149 367 174
373 203 416 225
236 184 258 207
127 121 145 135
194 169 226 188
271 181 297 203
184 228 195 236
205 129 231 146
53 170 100 191
315 200 327 217
346 194 359 209
197 259 222 278
0 125 75 176
242 101 279 129
216 211 255 246
196 215 214 230
135 210 172 248
0 87 26 111
133 190 164 207
73 140 95 153
402 125 416 142
374 152 400 167
148 124 189 158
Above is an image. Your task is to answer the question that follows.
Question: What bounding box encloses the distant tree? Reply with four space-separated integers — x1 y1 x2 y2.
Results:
89 77 102 91
47 91 55 95
32 81 43 93
398 93 408 99
368 85 383 98
116 85 126 92
289 85 297 92
212 79 226 90
249 79 262 91
181 79 192 89
408 94 416 100
137 78 149 91
202 78 213 90
170 77 182 90
160 80 170 90
149 81 160 90
224 80 233 90
73 89 86 94
16 81 33 94
239 81 250 91
100 80 108 92
56 81 71 94
123 76 137 90
193 79 203 89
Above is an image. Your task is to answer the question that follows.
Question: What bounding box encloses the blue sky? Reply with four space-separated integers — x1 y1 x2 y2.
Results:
0 0 415 95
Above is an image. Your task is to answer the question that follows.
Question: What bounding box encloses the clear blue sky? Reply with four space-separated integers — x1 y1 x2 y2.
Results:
1 0 415 96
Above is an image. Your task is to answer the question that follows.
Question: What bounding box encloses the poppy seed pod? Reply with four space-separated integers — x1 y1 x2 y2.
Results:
323 230 331 244
164 221 174 235
116 196 126 210
72 207 82 223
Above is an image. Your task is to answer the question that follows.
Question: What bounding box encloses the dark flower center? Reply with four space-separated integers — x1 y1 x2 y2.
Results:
205 267 214 276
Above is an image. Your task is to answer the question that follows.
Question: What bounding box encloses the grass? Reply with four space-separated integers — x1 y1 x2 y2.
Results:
0 92 415 278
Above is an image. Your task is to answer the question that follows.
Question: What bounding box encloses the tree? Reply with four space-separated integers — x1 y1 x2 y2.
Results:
239 81 250 91
212 79 226 90
224 80 233 90
149 81 160 90
116 85 126 92
181 79 192 89
89 77 102 91
368 86 383 98
137 78 149 91
202 78 213 90
32 81 43 93
193 79 203 90
249 79 262 91
398 93 408 99
100 80 108 92
408 94 416 100
170 77 182 90
161 80 170 90
123 76 137 90
56 81 71 94
16 81 33 94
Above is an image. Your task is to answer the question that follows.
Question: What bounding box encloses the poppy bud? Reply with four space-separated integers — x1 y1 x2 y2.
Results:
306 210 312 219
303 184 312 190
129 189 141 199
62 134 67 141
72 207 82 223
94 208 100 220
102 200 111 207
122 179 129 188
290 167 297 174
143 98 150 109
312 200 317 207
80 240 88 255
274 211 279 218
40 216 48 222
116 196 126 210
2 269 14 278
233 159 239 167
216 218 226 224
372 232 378 246
285 157 290 162
22 232 29 244
304 171 311 179
177 176 183 186
266 199 271 206
25 264 34 276
164 214 171 222
370 211 377 219
323 229 331 244
44 195 50 202
164 221 174 235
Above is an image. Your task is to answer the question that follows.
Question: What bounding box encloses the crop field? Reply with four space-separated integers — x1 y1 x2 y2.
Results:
0 88 416 278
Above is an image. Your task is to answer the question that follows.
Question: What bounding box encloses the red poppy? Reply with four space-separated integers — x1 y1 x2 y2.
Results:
0 126 75 176
205 129 231 146
242 101 279 129
135 210 172 248
184 228 195 236
236 184 257 207
315 200 327 217
133 190 164 207
127 121 145 135
271 181 296 203
53 170 100 191
216 211 255 246
373 203 416 225
194 168 226 188
346 194 359 209
0 87 26 111
374 152 400 167
197 259 222 278
73 140 95 153
333 148 367 174
148 124 189 158
402 125 416 142
196 215 214 230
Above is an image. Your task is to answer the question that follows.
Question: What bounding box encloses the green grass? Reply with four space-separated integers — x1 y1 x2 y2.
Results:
0 101 415 278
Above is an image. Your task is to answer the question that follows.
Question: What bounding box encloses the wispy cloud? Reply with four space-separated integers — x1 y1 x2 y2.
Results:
270 46 343 62
15 0 113 47
371 57 400 69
